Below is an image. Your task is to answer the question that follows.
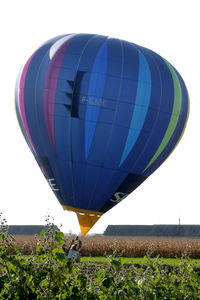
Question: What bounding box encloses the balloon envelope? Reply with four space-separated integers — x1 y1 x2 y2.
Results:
15 34 189 236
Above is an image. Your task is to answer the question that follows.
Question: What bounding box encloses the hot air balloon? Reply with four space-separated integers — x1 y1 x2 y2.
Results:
15 34 189 236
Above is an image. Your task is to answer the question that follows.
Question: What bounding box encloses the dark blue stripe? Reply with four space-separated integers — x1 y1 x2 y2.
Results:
143 69 189 177
100 41 139 170
120 48 174 174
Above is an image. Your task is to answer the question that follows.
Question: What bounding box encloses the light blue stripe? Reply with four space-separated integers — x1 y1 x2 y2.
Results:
85 43 107 158
120 51 151 165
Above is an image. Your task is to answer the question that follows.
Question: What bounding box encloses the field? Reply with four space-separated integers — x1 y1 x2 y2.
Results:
1 219 200 299
13 234 200 258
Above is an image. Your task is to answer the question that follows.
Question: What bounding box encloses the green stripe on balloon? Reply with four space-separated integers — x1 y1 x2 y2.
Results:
143 60 182 172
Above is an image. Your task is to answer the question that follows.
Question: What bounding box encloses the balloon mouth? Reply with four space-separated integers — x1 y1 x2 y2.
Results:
62 205 103 237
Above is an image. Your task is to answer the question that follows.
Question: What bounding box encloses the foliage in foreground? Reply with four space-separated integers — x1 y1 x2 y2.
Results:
0 214 200 299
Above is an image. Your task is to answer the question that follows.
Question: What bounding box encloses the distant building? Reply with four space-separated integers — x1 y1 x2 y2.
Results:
104 225 200 237
4 225 60 235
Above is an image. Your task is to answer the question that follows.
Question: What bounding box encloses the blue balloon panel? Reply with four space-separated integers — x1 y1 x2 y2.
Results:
15 34 189 220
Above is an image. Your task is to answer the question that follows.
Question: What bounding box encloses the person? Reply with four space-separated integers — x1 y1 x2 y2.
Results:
67 236 82 262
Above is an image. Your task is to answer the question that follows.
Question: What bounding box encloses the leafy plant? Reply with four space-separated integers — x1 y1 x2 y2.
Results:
0 213 200 299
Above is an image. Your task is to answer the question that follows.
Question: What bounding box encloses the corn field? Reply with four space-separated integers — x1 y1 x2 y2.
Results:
13 235 200 258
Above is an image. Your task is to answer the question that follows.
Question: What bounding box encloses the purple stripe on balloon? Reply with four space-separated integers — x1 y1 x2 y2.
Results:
19 54 36 152
44 38 73 149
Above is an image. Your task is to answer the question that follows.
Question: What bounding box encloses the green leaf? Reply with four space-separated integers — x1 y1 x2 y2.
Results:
40 229 46 237
110 258 122 272
52 248 66 262
55 231 65 246
77 274 87 289
102 275 113 288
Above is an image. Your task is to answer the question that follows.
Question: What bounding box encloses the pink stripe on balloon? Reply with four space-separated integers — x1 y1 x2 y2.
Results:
44 39 72 149
19 54 36 152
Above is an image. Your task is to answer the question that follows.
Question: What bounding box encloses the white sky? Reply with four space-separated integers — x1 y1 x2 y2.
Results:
1 0 199 235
